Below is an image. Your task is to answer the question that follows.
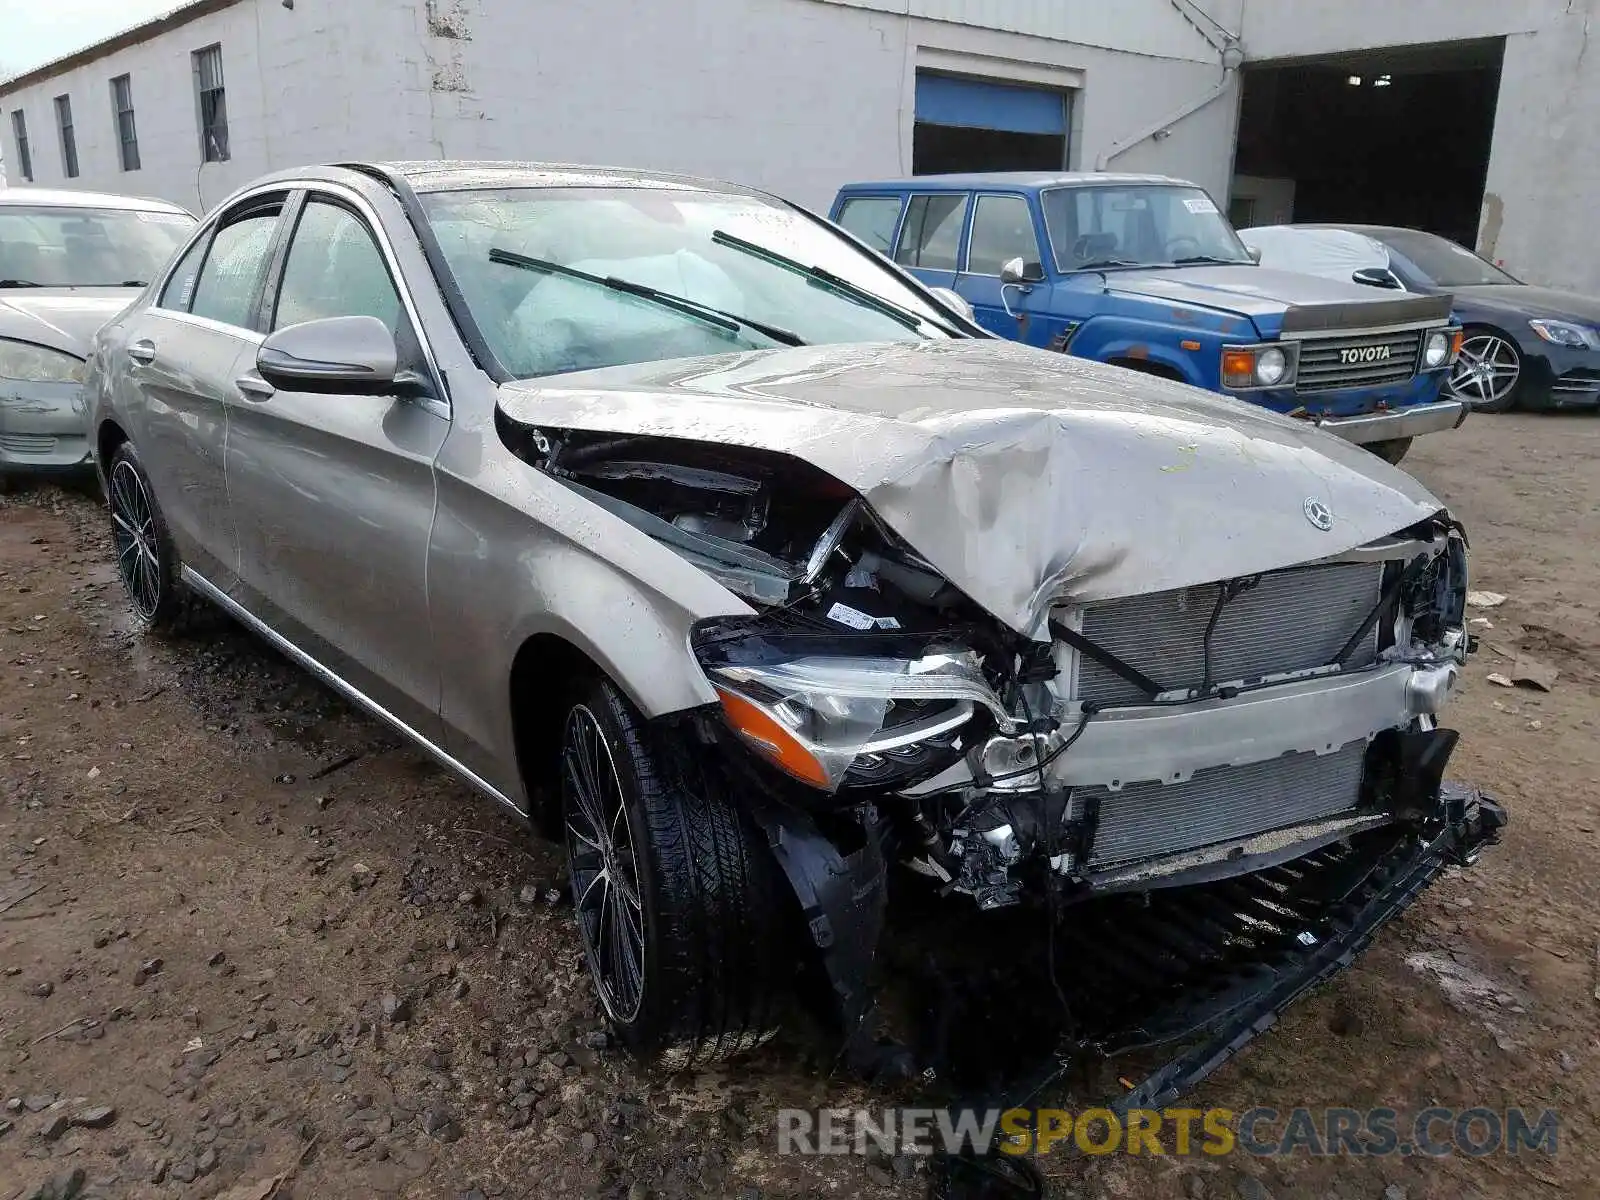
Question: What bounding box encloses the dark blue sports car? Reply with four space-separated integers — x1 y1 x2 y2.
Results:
1243 223 1600 413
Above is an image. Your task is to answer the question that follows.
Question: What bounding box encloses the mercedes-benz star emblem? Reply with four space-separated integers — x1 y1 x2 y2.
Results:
1303 497 1334 531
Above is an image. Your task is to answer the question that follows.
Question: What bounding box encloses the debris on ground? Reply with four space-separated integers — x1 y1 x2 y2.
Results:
1486 672 1515 688
1511 653 1560 692
1467 590 1509 608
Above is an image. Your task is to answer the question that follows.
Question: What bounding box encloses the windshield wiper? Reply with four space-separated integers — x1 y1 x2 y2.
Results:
709 229 930 334
1170 254 1252 267
488 247 805 347
1074 258 1140 271
0 279 42 288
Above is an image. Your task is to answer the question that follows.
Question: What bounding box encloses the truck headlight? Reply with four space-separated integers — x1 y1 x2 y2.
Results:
1255 346 1288 386
1422 329 1458 369
695 641 1003 791
1221 342 1297 390
0 340 86 384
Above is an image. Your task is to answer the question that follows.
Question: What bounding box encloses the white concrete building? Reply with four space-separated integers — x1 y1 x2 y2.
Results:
0 0 1246 214
1 0 1596 291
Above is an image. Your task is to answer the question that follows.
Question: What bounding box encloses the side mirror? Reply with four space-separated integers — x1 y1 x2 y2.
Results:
257 315 398 389
1000 257 1044 285
1246 245 1264 264
927 286 974 321
1352 266 1404 290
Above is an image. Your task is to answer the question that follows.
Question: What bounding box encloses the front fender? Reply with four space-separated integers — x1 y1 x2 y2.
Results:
1067 316 1212 388
428 445 754 804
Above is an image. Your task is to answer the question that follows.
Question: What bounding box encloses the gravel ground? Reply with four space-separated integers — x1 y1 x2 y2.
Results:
1 411 1596 1200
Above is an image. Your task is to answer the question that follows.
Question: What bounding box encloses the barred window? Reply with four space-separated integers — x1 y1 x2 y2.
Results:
54 95 78 179
193 44 229 163
9 111 31 182
111 75 140 172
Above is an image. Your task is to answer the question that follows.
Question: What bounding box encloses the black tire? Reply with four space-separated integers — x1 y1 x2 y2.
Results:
559 675 792 1067
1368 437 1412 465
106 442 196 634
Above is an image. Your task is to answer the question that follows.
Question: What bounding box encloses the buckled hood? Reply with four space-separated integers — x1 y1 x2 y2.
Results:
497 339 1443 634
0 290 139 357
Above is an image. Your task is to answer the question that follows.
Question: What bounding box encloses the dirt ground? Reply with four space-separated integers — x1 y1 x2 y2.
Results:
1 411 1597 1200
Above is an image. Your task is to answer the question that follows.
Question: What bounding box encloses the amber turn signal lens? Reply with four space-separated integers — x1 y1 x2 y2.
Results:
713 687 831 789
1450 329 1465 357
1221 349 1256 378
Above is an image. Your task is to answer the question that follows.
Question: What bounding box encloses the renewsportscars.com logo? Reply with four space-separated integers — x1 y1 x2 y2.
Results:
776 1106 1560 1159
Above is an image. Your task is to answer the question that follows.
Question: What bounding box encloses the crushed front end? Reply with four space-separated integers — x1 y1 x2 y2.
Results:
513 420 1502 1091
685 498 1501 1083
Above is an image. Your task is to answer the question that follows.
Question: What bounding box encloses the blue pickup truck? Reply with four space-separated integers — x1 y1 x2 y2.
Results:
831 172 1466 463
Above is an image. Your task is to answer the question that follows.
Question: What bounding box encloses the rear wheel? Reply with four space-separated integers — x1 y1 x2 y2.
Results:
1448 332 1522 412
107 442 194 633
1368 437 1413 465
560 676 792 1067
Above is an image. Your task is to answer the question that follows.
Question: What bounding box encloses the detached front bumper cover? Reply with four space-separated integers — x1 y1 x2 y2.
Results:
942 783 1505 1131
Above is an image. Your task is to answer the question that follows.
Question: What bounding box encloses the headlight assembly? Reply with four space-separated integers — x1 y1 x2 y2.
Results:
1220 342 1297 390
0 339 86 384
1422 328 1460 369
1528 319 1599 350
699 646 1007 791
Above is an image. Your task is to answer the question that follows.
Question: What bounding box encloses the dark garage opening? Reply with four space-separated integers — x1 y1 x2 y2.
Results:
1233 38 1503 247
913 72 1073 174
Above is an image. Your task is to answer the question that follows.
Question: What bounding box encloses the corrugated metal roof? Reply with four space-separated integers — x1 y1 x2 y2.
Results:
0 0 248 97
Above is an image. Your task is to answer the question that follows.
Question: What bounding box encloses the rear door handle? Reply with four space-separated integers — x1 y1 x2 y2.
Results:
235 373 276 401
127 340 156 365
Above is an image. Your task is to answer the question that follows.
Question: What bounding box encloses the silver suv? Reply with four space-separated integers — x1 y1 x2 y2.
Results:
87 162 1502 1082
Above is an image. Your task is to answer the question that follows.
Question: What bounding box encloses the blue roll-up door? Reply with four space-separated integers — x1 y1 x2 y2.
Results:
915 74 1069 136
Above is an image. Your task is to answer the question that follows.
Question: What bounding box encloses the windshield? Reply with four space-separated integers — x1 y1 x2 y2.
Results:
421 186 956 379
1374 228 1518 288
0 206 196 288
1040 184 1252 272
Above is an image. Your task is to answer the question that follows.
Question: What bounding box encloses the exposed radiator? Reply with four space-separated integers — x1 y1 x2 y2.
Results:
1295 330 1422 394
1070 561 1383 709
1079 739 1369 867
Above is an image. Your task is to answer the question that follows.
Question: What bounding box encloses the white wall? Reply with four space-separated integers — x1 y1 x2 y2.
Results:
417 0 1241 210
1241 0 1600 293
1 0 1243 215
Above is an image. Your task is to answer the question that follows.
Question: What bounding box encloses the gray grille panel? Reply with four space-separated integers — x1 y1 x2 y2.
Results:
1081 739 1368 866
1296 330 1422 394
1074 562 1382 709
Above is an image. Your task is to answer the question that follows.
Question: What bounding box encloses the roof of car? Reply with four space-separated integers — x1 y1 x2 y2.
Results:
1293 223 1432 242
837 171 1193 191
0 187 193 215
234 161 778 204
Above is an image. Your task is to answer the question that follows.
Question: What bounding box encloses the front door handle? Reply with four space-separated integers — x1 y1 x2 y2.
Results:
127 340 156 365
235 373 276 401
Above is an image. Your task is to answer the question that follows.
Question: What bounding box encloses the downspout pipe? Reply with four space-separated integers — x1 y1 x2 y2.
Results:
1095 59 1242 171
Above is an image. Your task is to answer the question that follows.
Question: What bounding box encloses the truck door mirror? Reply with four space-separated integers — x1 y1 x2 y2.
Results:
1000 256 1044 285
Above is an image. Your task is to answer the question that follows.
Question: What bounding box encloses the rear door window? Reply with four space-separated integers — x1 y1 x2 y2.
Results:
835 196 904 255
158 233 211 312
894 194 967 271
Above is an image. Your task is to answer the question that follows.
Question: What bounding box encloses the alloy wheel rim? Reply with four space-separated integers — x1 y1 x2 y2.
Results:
109 460 162 620
561 704 647 1023
1448 335 1520 405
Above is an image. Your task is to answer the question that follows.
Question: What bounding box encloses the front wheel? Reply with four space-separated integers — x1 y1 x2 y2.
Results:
1368 437 1413 465
107 442 195 633
560 676 793 1067
1448 332 1522 412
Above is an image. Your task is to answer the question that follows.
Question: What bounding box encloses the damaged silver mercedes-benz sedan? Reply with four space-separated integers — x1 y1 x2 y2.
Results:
87 162 1502 1089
